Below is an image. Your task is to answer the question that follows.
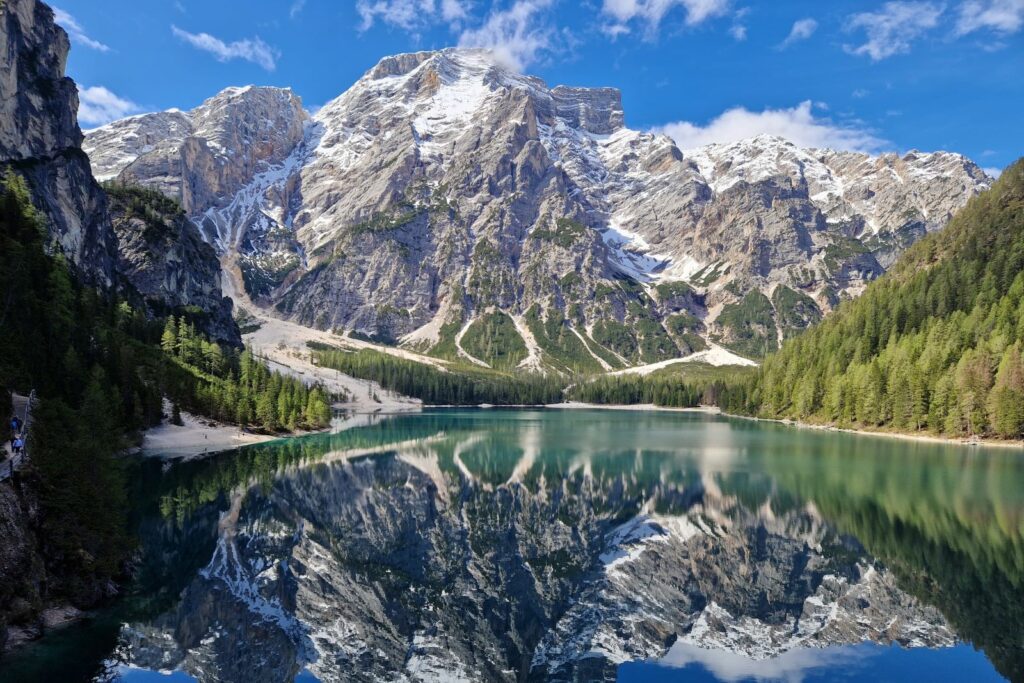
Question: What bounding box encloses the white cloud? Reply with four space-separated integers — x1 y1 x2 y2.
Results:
290 0 306 19
955 0 1024 34
654 100 886 152
77 85 140 126
601 22 633 37
458 0 554 71
354 0 545 66
844 2 944 61
779 17 817 47
52 7 110 52
442 0 470 22
601 0 732 35
730 5 749 39
171 26 279 71
356 0 471 30
357 0 429 30
983 166 1003 177
852 87 870 98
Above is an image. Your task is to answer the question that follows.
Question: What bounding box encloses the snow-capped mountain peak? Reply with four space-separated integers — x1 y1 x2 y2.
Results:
83 47 991 368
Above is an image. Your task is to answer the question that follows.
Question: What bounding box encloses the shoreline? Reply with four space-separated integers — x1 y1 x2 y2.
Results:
138 399 1024 460
545 402 722 414
718 411 1024 450
139 405 417 460
2 605 86 654
140 407 279 460
547 401 1024 449
537 401 1024 449
331 401 1024 449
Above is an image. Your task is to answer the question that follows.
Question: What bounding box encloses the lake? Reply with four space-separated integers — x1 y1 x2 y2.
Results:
3 409 1022 682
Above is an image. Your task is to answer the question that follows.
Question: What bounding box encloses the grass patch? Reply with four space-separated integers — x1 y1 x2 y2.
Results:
350 204 420 235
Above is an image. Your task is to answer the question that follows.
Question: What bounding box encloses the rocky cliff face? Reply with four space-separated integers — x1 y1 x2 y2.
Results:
0 0 117 286
0 483 43 652
106 186 240 345
85 48 991 367
83 86 309 235
0 0 238 343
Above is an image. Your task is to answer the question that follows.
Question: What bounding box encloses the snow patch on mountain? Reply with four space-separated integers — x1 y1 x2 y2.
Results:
610 344 758 376
601 221 673 282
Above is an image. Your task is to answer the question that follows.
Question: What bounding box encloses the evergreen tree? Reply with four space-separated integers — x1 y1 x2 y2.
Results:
256 392 278 431
161 317 178 356
955 350 993 436
989 344 1024 438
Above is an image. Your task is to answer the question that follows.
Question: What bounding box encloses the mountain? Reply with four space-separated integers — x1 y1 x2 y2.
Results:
739 159 1024 439
84 48 990 369
84 86 308 222
0 0 238 343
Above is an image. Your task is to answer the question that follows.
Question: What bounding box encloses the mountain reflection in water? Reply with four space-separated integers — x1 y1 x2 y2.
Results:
7 409 1023 682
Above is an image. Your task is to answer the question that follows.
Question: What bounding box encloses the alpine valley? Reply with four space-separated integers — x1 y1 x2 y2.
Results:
84 48 991 370
2 0 1023 681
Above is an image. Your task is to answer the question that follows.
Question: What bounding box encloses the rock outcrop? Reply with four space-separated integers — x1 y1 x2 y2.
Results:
0 483 44 652
0 0 118 286
106 186 240 345
85 48 991 366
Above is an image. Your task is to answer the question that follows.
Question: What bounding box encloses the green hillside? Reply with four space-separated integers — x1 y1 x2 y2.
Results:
736 160 1024 439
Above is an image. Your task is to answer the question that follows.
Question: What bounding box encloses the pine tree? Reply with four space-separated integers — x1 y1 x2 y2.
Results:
989 344 1024 438
956 350 993 436
256 392 277 431
161 316 178 356
277 386 291 427
235 398 250 428
206 341 225 375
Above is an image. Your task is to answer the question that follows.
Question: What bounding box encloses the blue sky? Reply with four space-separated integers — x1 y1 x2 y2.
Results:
53 0 1022 173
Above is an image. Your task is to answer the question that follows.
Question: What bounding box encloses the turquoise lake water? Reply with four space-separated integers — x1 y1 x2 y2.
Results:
3 409 1021 682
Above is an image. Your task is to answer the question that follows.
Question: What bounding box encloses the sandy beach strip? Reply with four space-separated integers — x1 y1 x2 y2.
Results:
140 408 277 459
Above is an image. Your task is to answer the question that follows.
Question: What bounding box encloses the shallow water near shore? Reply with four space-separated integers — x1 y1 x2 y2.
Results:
3 408 1022 682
